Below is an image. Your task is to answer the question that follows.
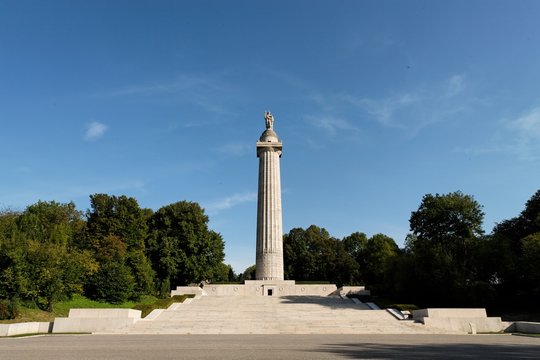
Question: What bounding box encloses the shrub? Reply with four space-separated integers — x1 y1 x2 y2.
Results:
0 298 19 320
158 279 171 298
86 262 135 304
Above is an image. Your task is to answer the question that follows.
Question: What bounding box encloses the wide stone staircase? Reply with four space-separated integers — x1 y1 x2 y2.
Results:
102 295 437 334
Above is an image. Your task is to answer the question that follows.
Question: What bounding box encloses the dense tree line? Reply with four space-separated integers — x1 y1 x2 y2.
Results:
283 227 399 289
283 189 540 311
0 194 228 310
2 189 538 314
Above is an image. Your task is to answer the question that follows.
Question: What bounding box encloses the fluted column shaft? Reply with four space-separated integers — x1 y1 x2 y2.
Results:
255 144 283 281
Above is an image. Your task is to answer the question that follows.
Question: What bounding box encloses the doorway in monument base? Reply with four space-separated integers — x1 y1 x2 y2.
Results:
263 285 276 296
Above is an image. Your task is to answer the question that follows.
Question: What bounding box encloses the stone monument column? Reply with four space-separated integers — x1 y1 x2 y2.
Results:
255 111 284 281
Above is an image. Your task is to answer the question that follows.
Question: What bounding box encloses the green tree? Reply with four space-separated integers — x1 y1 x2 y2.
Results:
284 225 358 286
0 209 21 244
86 194 150 251
85 194 155 298
126 250 155 296
25 241 71 311
211 263 237 283
342 232 368 265
491 189 540 258
363 234 399 291
522 233 540 288
0 216 28 301
341 232 367 284
240 264 256 281
88 261 135 304
283 226 329 281
406 191 486 306
0 202 96 310
490 189 540 309
18 201 85 246
410 191 484 245
147 201 225 289
332 238 360 286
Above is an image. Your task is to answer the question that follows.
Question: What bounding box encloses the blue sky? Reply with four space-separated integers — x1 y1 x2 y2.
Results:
1 1 540 272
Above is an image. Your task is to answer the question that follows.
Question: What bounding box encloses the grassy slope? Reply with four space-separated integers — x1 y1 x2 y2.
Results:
0 294 158 324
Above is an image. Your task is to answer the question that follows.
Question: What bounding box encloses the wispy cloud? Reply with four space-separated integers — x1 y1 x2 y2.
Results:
342 74 470 135
507 106 540 160
508 106 540 138
217 142 251 156
345 93 420 128
95 73 237 118
301 74 471 139
307 115 359 136
204 192 257 214
447 74 466 97
455 106 540 161
84 121 108 141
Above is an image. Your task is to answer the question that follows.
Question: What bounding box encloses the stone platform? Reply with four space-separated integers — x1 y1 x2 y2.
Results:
171 282 370 298
100 295 438 335
412 308 505 333
172 281 347 297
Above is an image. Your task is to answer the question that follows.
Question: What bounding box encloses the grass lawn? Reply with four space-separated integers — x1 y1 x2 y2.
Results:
0 294 158 324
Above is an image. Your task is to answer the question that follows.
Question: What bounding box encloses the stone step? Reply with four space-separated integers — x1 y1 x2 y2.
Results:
99 296 438 335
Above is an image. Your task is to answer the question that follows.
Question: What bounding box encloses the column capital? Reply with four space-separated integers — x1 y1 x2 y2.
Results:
256 141 282 157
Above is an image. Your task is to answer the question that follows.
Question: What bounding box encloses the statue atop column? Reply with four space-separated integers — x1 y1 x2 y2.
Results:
264 111 274 130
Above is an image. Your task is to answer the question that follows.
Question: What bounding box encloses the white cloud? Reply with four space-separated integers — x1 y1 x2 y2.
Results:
508 106 540 138
447 74 466 97
307 115 359 135
284 71 473 141
205 192 257 214
506 106 540 160
341 74 468 134
84 121 108 141
455 106 540 160
347 93 420 128
95 74 237 117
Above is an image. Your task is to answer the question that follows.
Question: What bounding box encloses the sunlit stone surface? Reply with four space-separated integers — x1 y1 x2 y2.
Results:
255 111 284 281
